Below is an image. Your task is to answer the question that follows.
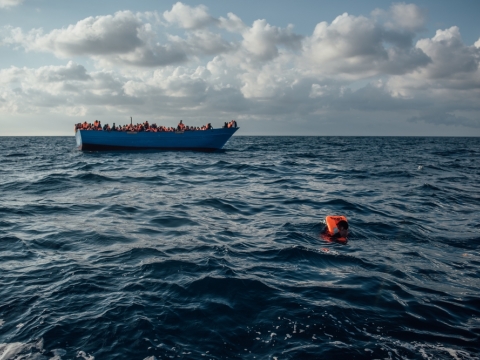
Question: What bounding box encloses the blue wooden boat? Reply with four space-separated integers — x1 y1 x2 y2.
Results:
75 127 239 151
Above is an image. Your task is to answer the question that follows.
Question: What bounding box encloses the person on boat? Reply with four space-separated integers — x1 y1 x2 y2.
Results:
178 120 185 131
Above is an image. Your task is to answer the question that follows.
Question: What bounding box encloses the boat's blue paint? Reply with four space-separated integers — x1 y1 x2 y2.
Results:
75 127 239 151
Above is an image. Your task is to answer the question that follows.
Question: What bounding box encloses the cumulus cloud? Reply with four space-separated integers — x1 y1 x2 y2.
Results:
0 62 142 117
163 2 217 29
219 13 247 33
0 2 479 133
387 26 480 97
242 20 303 61
2 7 242 67
0 0 23 9
37 61 92 82
5 11 190 67
415 27 479 79
383 26 480 128
390 2 426 31
301 12 430 78
169 29 235 56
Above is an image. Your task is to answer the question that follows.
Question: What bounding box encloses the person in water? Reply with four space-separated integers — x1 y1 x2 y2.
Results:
333 220 348 238
321 217 349 241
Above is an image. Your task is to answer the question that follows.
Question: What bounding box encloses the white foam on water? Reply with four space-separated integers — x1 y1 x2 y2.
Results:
330 341 349 347
51 349 66 356
51 348 67 360
418 348 432 360
77 350 94 360
358 327 478 359
0 338 43 360
0 320 4 327
431 346 474 360
0 342 26 360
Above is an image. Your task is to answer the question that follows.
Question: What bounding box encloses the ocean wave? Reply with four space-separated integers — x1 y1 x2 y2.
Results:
0 136 479 359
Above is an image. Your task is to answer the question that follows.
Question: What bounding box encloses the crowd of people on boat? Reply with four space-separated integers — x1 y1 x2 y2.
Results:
223 120 238 128
75 119 237 132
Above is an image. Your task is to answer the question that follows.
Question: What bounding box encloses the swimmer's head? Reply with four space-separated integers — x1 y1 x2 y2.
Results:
337 220 349 237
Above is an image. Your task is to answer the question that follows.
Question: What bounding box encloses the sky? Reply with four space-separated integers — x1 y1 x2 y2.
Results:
0 0 479 136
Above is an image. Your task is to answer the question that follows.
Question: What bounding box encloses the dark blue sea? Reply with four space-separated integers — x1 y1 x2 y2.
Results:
0 136 479 360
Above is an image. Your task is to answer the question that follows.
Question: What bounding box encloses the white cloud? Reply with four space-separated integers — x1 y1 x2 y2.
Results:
163 2 216 29
0 62 136 116
219 13 247 33
36 61 91 82
169 29 235 56
28 11 145 56
301 12 430 78
0 0 23 9
371 2 426 38
384 26 480 128
387 26 480 98
415 26 479 79
0 3 479 133
388 2 426 31
5 11 190 67
242 20 302 62
309 84 328 98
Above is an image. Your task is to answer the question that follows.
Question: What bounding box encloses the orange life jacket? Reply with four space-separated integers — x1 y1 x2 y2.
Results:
325 215 348 240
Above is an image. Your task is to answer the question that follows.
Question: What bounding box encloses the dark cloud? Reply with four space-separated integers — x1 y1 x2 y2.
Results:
409 111 480 128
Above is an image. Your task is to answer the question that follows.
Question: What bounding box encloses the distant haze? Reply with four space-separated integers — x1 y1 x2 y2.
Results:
0 0 479 136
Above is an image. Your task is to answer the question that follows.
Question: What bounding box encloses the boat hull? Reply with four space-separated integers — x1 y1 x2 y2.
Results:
75 128 239 151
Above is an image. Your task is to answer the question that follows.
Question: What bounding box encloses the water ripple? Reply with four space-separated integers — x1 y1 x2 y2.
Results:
0 136 479 359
